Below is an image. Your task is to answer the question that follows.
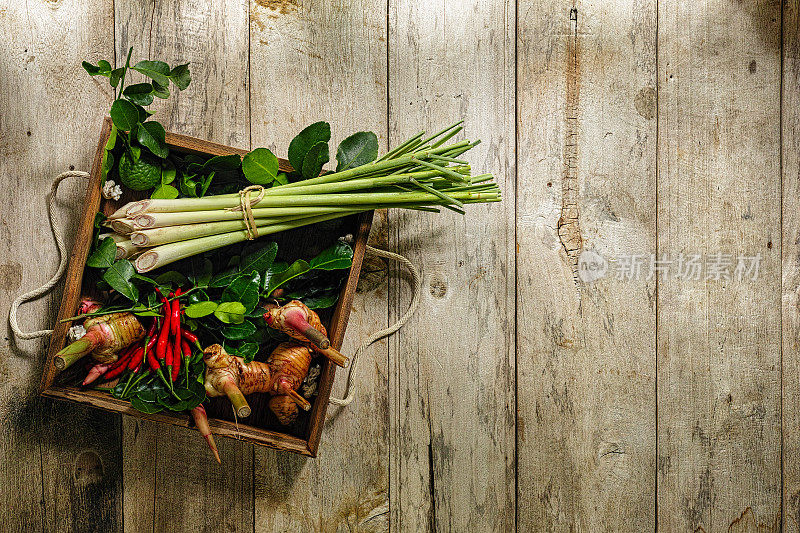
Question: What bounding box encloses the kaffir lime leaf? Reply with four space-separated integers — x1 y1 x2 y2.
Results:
118 152 162 191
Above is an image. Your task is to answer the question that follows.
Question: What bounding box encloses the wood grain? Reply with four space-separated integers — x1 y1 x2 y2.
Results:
388 0 516 530
784 1 800 531
657 1 782 530
249 1 390 531
0 1 123 531
516 1 657 529
115 1 254 531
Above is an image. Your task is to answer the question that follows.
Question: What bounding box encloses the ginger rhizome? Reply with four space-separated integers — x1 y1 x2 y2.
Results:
263 300 349 368
203 342 311 421
54 312 145 371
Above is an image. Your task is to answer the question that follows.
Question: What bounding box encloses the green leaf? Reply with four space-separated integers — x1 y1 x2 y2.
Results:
154 270 188 287
97 60 112 73
151 80 170 99
123 83 154 106
199 171 215 197
109 99 139 131
169 63 191 90
240 242 277 275
288 121 331 171
103 260 139 301
161 160 176 184
179 173 198 197
130 396 164 414
336 131 379 171
301 141 329 180
309 241 354 270
274 172 288 186
189 257 213 287
214 302 246 324
221 320 257 340
222 271 261 313
303 291 341 309
267 259 310 295
83 61 104 76
203 154 241 172
151 184 179 199
234 342 259 364
242 148 279 185
208 266 239 288
185 301 218 318
86 237 117 268
137 121 169 158
132 60 171 87
109 68 125 88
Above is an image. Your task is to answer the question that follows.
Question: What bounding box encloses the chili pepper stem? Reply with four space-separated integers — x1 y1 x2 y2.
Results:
223 381 251 418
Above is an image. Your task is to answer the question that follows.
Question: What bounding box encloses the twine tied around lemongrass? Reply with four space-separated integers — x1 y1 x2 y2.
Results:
225 184 266 240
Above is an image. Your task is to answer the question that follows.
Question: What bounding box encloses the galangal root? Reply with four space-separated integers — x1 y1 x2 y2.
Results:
264 300 349 368
203 342 312 423
54 312 145 371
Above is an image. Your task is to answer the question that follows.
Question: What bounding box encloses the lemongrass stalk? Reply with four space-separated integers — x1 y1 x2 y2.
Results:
129 215 319 246
132 205 361 228
110 218 135 234
377 131 425 161
99 233 141 259
134 212 358 272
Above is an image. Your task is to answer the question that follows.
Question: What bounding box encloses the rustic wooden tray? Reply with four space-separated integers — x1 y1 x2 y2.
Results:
38 117 372 457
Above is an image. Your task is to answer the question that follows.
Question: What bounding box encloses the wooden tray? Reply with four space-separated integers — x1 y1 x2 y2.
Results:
38 117 372 457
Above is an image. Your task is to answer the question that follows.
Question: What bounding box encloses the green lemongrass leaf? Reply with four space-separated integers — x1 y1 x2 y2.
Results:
301 141 329 180
185 301 218 318
151 80 170 99
267 259 310 295
240 241 278 276
234 342 259 364
86 237 117 268
109 68 125 88
309 241 353 270
214 301 246 324
203 154 241 172
137 121 168 158
132 60 171 87
222 271 261 313
336 131 379 171
288 121 331 171
123 83 154 106
242 148 279 185
109 99 139 131
151 184 179 199
169 63 191 90
103 260 139 302
221 320 257 340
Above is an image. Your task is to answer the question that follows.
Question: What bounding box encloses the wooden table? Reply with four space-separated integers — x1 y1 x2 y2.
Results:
0 0 795 531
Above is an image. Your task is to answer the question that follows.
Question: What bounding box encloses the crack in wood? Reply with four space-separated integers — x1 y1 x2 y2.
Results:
557 6 583 289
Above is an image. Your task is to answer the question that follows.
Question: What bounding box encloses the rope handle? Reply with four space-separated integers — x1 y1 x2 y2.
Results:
329 245 421 406
9 171 90 340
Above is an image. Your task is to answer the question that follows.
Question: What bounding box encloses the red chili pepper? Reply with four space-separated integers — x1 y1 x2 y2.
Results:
104 347 136 380
171 288 183 382
156 294 171 362
181 339 192 359
127 345 146 371
181 329 202 349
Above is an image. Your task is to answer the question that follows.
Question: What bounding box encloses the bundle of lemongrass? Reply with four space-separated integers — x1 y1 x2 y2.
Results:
105 123 501 273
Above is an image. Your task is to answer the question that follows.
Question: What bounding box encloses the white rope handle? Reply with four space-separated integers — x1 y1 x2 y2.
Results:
329 245 421 406
9 171 90 340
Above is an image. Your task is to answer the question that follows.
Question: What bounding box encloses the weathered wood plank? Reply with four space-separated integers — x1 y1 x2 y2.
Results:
784 1 800 531
249 0 390 530
0 1 122 531
516 1 657 529
387 1 515 530
657 1 782 530
115 1 253 532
